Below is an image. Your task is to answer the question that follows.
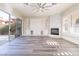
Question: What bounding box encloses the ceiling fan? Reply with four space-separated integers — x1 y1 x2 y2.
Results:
24 3 56 12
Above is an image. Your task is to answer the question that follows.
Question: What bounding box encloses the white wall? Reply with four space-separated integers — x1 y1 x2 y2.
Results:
22 17 50 36
62 4 79 44
22 14 62 37
22 14 61 38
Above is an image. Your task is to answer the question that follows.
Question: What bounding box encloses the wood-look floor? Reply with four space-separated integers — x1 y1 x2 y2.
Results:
0 36 79 56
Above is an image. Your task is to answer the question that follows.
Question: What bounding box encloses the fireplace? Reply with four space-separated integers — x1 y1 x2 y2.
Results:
51 28 59 35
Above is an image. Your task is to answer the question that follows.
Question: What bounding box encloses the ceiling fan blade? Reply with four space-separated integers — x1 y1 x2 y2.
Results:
44 3 56 8
37 3 41 7
24 3 29 5
44 6 53 8
52 3 56 5
42 3 46 6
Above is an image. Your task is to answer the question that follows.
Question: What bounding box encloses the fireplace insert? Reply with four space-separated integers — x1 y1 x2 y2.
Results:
51 28 59 35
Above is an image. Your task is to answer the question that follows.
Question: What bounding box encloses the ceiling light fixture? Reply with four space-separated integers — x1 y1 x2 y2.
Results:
24 3 56 12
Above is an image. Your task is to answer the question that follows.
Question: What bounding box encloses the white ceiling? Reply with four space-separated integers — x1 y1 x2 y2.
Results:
10 3 75 17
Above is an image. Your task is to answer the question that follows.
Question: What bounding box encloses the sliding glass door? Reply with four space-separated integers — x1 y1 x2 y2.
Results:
0 10 9 41
0 10 22 43
10 17 22 39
